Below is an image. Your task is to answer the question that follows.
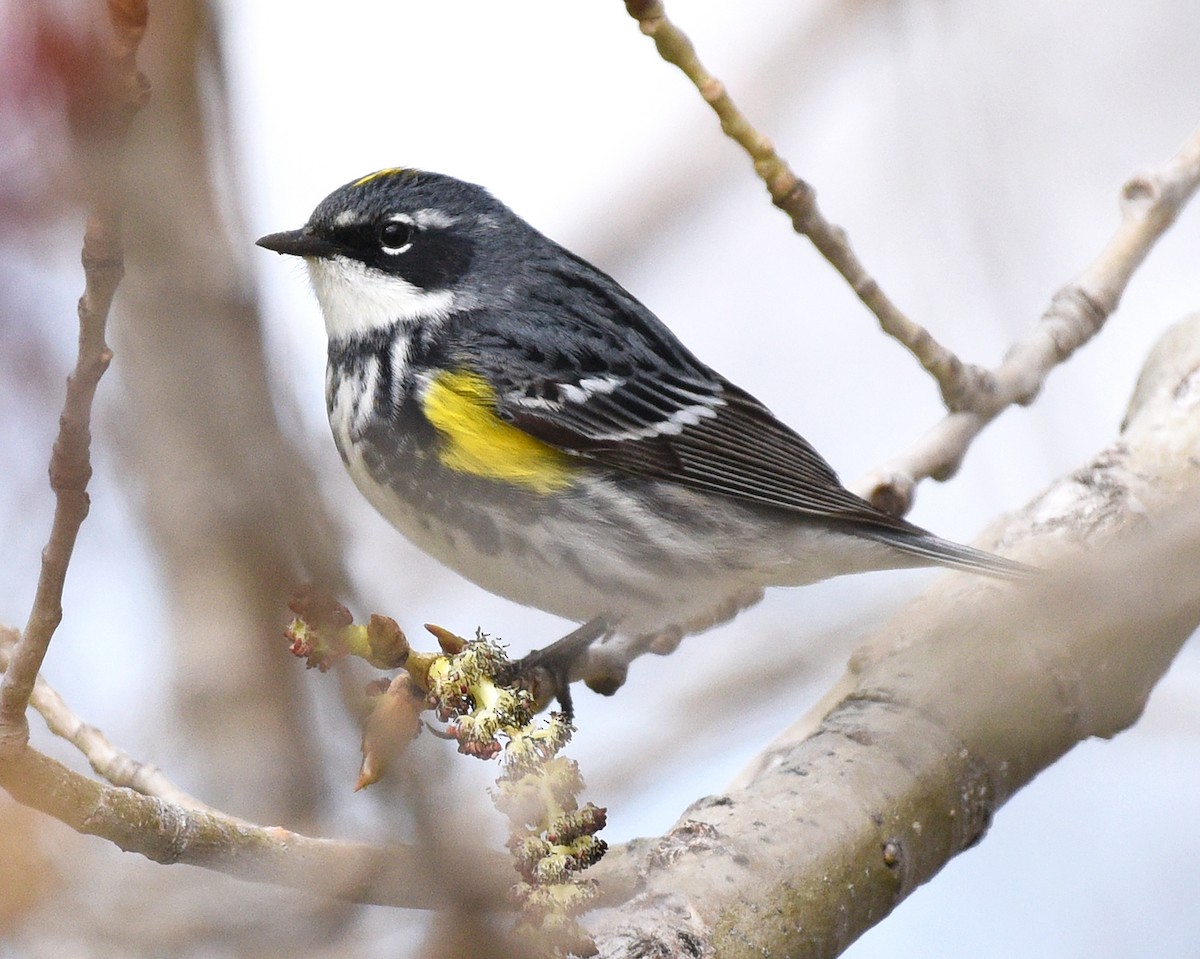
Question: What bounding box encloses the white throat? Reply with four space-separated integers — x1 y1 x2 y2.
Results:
306 255 456 341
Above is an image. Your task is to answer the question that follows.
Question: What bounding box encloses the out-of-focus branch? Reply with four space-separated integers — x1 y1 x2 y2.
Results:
858 124 1200 511
0 0 147 744
0 739 510 909
623 3 1200 516
0 619 512 914
0 628 511 911
0 628 213 811
623 0 982 409
114 0 353 821
585 310 1200 957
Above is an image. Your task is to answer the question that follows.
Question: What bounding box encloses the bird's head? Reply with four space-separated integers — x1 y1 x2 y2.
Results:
257 168 523 341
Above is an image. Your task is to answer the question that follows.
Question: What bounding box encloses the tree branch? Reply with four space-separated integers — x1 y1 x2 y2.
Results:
0 628 213 811
0 0 149 741
858 123 1200 510
623 1 1200 517
0 738 511 908
114 0 353 822
0 619 513 910
6 299 1195 933
622 0 981 408
585 312 1200 957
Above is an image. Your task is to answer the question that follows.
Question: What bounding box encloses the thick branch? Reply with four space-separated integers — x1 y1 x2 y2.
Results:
6 306 1194 932
585 312 1200 957
115 0 352 821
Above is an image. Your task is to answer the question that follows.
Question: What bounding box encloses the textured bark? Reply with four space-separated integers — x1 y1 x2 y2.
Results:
585 312 1200 957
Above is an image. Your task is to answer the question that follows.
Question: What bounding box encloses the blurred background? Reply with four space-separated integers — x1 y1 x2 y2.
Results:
2 0 1199 955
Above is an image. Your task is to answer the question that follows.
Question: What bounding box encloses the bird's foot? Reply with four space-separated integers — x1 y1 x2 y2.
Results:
501 615 613 718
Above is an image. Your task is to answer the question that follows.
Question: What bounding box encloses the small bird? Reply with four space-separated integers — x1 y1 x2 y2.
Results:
258 168 1023 649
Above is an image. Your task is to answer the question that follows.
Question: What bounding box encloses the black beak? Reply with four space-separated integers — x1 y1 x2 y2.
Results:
256 228 338 258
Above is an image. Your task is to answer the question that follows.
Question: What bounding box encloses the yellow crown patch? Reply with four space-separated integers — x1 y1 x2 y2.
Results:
352 167 417 188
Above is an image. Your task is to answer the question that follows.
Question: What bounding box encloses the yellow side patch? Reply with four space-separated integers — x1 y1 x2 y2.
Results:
421 371 576 493
353 167 414 187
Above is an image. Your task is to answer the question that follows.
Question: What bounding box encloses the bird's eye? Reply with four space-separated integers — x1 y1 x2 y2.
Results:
378 219 414 254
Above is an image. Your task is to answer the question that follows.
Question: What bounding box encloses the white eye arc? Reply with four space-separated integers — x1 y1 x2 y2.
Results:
378 215 416 255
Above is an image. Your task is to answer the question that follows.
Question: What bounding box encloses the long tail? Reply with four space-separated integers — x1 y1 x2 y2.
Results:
865 527 1033 579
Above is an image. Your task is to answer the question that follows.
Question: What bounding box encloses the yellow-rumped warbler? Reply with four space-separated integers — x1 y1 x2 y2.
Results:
257 168 1024 647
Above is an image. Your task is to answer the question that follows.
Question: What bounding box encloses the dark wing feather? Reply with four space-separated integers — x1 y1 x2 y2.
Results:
503 379 1030 578
440 243 915 531
505 373 919 534
437 241 1027 577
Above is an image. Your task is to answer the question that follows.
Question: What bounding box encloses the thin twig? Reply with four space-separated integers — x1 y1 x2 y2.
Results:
0 2 148 743
0 217 117 738
0 627 511 908
857 124 1200 510
623 0 987 410
0 629 214 810
623 2 1200 517
0 741 510 908
0 621 513 908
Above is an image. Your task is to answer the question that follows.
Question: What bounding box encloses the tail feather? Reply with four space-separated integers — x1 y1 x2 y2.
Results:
865 528 1033 580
